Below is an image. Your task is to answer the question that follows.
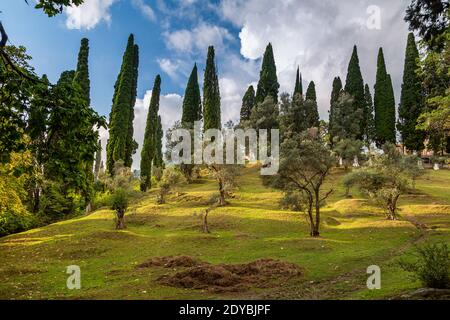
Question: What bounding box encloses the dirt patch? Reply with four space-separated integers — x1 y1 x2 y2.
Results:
137 255 204 268
154 257 303 293
323 217 341 226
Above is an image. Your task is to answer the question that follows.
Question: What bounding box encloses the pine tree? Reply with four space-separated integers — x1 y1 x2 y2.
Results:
364 84 376 148
181 63 202 128
255 43 279 104
203 46 221 131
398 33 425 152
374 47 396 146
305 81 317 102
329 76 343 145
73 38 90 106
294 66 303 96
140 74 161 192
240 85 255 122
106 34 139 174
344 45 366 140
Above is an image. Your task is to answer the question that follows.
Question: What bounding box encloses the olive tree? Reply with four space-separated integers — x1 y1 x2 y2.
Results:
272 129 335 237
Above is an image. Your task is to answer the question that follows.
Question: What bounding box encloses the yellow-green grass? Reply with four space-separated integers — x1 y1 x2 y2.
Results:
0 167 449 300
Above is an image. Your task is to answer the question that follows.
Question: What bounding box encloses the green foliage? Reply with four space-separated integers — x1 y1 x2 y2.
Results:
334 139 363 170
405 0 449 51
38 180 77 222
294 66 303 96
343 143 416 220
400 242 450 289
181 64 202 128
363 84 376 148
157 166 186 204
255 43 279 104
398 33 425 152
248 96 279 134
328 76 343 146
73 38 90 106
240 85 255 122
107 35 139 173
33 0 84 16
111 188 128 215
271 130 335 236
374 48 396 146
280 191 305 212
329 92 362 143
140 75 161 192
154 115 164 170
203 46 221 131
344 45 366 140
305 81 317 102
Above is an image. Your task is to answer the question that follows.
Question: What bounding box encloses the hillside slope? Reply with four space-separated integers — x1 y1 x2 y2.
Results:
0 166 449 299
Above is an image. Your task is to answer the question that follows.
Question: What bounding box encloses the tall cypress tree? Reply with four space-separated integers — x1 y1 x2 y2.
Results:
203 46 221 131
304 81 319 128
364 84 376 148
374 47 396 146
240 85 255 122
124 44 139 168
154 115 164 169
294 66 303 96
181 63 202 128
344 45 365 140
106 34 139 174
73 38 90 106
398 33 425 151
140 74 161 192
305 81 317 102
329 76 343 145
255 43 279 104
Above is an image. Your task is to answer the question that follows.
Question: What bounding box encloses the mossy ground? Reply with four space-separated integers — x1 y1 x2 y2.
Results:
0 166 449 299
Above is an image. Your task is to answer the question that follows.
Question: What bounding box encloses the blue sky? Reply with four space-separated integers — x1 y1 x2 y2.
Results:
1 0 412 169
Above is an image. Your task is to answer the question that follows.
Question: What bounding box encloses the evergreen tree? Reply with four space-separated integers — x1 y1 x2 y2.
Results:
106 34 139 174
329 77 343 145
329 92 362 142
181 63 202 128
364 84 376 148
154 115 164 169
398 33 425 151
124 44 139 168
73 38 90 106
203 46 221 131
294 66 303 96
305 81 317 102
255 43 279 104
140 74 161 192
374 48 396 146
344 45 366 140
240 85 255 122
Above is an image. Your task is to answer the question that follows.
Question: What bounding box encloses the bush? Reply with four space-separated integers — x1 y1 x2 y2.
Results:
111 188 128 230
400 243 450 289
280 191 304 211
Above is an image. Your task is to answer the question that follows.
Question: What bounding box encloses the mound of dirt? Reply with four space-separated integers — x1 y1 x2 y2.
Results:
155 257 303 293
323 217 341 226
137 255 204 268
159 265 244 292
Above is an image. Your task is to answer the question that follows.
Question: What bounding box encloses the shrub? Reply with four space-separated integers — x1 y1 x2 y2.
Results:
400 243 450 289
111 188 128 230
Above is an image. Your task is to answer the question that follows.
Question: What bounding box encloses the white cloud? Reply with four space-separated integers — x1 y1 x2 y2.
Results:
164 22 233 53
219 0 410 119
65 0 116 30
131 0 157 22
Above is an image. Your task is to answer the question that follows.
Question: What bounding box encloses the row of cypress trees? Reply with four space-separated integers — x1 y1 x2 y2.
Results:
239 34 424 153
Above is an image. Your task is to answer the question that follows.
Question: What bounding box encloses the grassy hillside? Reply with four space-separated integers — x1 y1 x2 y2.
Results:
0 166 449 300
